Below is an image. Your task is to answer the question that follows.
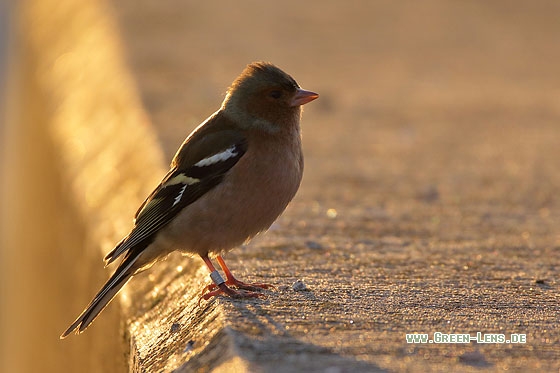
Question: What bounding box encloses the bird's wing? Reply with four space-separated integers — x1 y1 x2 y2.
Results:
104 117 248 264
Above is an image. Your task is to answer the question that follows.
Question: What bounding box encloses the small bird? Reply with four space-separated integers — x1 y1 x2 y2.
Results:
61 62 318 338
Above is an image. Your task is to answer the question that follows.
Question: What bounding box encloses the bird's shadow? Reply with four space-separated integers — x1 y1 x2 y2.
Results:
178 289 386 373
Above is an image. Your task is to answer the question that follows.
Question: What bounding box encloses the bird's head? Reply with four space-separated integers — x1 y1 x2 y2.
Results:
222 62 318 132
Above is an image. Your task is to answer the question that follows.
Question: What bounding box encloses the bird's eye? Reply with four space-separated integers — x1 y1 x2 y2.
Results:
269 90 282 99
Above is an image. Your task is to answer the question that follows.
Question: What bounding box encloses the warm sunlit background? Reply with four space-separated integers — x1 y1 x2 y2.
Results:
2 0 560 372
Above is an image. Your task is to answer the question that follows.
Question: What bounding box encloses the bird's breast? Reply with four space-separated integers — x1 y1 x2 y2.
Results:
159 131 303 256
224 132 304 232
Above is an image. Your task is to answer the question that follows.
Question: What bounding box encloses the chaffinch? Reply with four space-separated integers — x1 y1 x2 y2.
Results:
61 62 318 338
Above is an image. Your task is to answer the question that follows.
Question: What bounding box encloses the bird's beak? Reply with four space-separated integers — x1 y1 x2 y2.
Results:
290 89 319 107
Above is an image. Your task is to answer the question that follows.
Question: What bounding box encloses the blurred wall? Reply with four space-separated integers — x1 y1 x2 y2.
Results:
0 0 164 371
0 0 15 370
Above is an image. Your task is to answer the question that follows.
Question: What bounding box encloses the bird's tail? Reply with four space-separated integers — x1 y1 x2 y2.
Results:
60 252 139 339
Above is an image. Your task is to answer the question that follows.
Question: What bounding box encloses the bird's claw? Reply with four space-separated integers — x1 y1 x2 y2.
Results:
198 278 273 305
201 279 274 295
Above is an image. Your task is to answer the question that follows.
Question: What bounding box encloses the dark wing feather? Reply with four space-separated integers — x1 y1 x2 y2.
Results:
104 117 248 264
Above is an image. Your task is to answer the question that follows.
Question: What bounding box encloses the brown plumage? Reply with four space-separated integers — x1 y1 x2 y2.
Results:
61 62 318 338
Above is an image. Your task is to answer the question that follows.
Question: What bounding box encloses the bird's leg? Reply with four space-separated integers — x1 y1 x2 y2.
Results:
216 255 274 291
199 255 266 301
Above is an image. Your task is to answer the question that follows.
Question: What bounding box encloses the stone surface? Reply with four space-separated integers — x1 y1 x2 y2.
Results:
109 0 560 371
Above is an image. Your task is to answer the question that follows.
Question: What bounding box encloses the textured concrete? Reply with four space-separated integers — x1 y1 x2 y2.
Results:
111 1 560 371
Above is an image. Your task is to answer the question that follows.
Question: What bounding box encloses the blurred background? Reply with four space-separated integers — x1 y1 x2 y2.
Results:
113 0 560 212
2 0 560 372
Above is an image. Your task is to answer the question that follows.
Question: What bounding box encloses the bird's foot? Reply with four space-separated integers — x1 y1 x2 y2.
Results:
198 255 274 304
207 276 275 292
201 276 274 296
199 282 266 303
